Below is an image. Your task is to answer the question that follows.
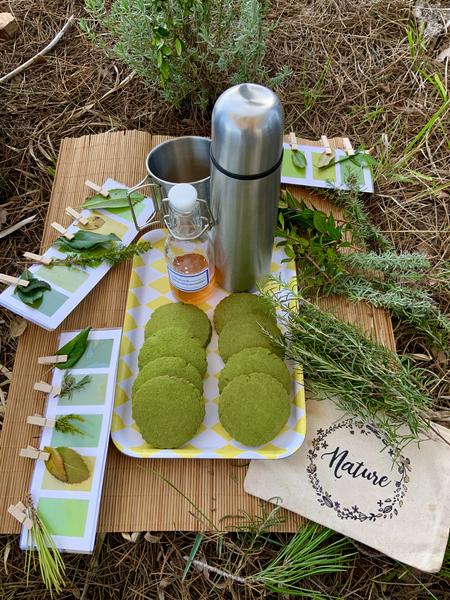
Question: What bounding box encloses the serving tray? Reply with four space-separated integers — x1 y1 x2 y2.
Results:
111 230 306 459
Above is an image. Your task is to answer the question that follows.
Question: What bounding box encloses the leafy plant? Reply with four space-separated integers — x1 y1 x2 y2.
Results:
24 496 65 596
51 240 152 268
82 0 289 109
54 231 120 253
55 414 86 436
45 447 90 484
55 327 91 369
291 149 307 169
59 372 92 400
261 278 435 453
14 271 51 306
81 188 144 210
254 523 355 598
318 150 376 170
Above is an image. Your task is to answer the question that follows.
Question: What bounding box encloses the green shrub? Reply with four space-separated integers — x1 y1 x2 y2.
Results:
81 0 289 109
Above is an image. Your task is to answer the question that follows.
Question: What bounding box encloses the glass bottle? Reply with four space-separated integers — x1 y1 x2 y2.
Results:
164 184 215 304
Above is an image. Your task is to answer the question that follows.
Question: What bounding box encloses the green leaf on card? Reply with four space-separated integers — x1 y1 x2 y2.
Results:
317 150 336 168
14 271 51 306
54 231 120 253
291 149 307 170
81 189 144 210
55 326 91 369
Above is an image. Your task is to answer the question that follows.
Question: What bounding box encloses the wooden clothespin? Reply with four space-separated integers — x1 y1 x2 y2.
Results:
66 206 88 226
321 135 332 155
19 446 50 461
23 252 52 266
289 131 298 151
51 222 74 240
343 137 355 156
7 502 33 530
27 414 56 428
33 381 61 396
37 354 68 365
0 274 29 287
85 179 108 197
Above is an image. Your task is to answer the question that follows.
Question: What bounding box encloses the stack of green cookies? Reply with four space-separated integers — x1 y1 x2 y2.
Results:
215 293 291 447
132 303 211 448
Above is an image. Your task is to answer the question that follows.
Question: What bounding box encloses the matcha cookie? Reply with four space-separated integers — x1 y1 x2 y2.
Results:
144 302 211 347
138 326 207 376
132 356 203 397
218 315 284 362
219 373 290 446
219 347 290 393
214 293 276 334
133 375 205 448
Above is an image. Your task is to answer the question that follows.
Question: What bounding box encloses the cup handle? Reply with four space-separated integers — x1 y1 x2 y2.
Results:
127 176 162 233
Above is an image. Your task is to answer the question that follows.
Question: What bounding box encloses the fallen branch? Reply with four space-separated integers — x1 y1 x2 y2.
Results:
0 214 37 239
0 15 74 84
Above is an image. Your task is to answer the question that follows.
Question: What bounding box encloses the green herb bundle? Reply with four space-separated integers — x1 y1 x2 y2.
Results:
262 278 434 452
59 372 92 400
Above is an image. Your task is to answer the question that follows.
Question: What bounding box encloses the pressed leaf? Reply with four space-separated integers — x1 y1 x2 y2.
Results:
291 149 307 169
44 447 67 482
81 189 144 210
78 215 105 230
55 327 91 369
14 271 51 306
54 231 120 252
57 447 90 484
317 150 336 168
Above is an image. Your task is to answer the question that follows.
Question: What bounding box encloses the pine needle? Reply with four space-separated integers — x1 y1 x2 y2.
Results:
59 372 91 401
50 240 152 268
261 277 434 453
54 414 85 435
24 496 65 597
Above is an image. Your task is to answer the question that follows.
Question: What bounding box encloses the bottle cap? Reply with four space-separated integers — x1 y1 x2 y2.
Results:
168 184 198 213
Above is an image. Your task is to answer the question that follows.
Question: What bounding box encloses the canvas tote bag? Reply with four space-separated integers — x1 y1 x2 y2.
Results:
245 398 450 572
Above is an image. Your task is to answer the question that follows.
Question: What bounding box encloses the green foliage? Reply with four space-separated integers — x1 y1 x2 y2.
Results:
291 149 307 169
82 0 289 108
341 250 431 276
56 327 91 370
81 189 145 210
54 414 86 436
254 522 355 598
262 279 434 453
59 373 92 401
54 231 120 253
51 240 152 268
14 271 51 306
277 190 352 293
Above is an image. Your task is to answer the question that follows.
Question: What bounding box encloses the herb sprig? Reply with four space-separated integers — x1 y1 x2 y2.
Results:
50 241 152 269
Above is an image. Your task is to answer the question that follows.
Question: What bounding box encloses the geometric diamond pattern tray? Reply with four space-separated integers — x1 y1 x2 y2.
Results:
111 229 306 459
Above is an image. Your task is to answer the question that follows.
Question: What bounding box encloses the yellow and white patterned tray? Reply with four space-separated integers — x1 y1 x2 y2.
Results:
111 229 306 459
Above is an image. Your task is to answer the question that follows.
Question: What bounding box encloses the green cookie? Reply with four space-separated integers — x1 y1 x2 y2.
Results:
219 347 290 393
132 356 203 397
132 375 205 448
219 373 290 446
138 327 207 377
218 315 284 362
213 293 276 334
144 302 211 347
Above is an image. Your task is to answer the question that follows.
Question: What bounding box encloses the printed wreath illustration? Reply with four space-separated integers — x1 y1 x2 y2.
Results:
306 419 410 522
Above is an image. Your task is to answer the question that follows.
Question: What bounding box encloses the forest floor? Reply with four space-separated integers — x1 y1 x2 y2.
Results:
0 1 449 598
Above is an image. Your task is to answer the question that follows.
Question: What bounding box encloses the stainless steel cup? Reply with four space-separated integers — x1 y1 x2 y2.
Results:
127 136 211 235
210 84 284 292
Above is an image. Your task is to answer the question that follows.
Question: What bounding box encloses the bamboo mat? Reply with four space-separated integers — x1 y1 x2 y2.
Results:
0 131 395 534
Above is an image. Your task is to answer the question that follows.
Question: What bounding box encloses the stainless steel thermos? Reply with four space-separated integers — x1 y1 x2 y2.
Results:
210 83 284 291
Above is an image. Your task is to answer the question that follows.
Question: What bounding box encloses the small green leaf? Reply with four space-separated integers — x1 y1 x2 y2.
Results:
14 271 51 306
175 38 182 56
55 327 91 369
54 231 120 253
313 211 327 233
160 61 170 80
81 189 144 210
317 151 336 168
156 50 163 68
57 447 90 484
291 150 307 169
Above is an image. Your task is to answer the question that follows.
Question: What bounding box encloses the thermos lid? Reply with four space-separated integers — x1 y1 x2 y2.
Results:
168 183 198 212
211 83 284 177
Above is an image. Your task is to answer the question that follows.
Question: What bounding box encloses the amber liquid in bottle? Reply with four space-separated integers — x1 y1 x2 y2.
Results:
169 253 215 304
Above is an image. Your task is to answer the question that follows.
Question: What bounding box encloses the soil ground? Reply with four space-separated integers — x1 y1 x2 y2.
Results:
0 1 449 598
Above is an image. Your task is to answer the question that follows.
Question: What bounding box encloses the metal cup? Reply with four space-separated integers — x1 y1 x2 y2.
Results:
127 136 211 236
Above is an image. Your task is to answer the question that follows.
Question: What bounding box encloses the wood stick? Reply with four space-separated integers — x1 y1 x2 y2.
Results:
37 354 68 365
66 206 88 225
0 274 29 287
321 135 332 155
0 215 37 240
19 446 50 461
23 252 52 266
51 222 74 240
0 15 74 84
27 414 56 428
343 137 355 156
288 132 298 151
85 179 108 197
7 504 33 529
33 381 61 395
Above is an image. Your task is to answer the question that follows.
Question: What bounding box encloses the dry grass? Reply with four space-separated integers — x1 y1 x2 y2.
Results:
0 0 449 597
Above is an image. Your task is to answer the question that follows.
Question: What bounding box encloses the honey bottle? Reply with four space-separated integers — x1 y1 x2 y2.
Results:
164 184 215 304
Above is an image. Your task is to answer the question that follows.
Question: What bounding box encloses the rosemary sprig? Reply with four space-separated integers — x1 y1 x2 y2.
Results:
24 496 65 596
341 250 431 276
54 414 85 436
49 241 152 268
262 278 434 452
59 372 91 400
